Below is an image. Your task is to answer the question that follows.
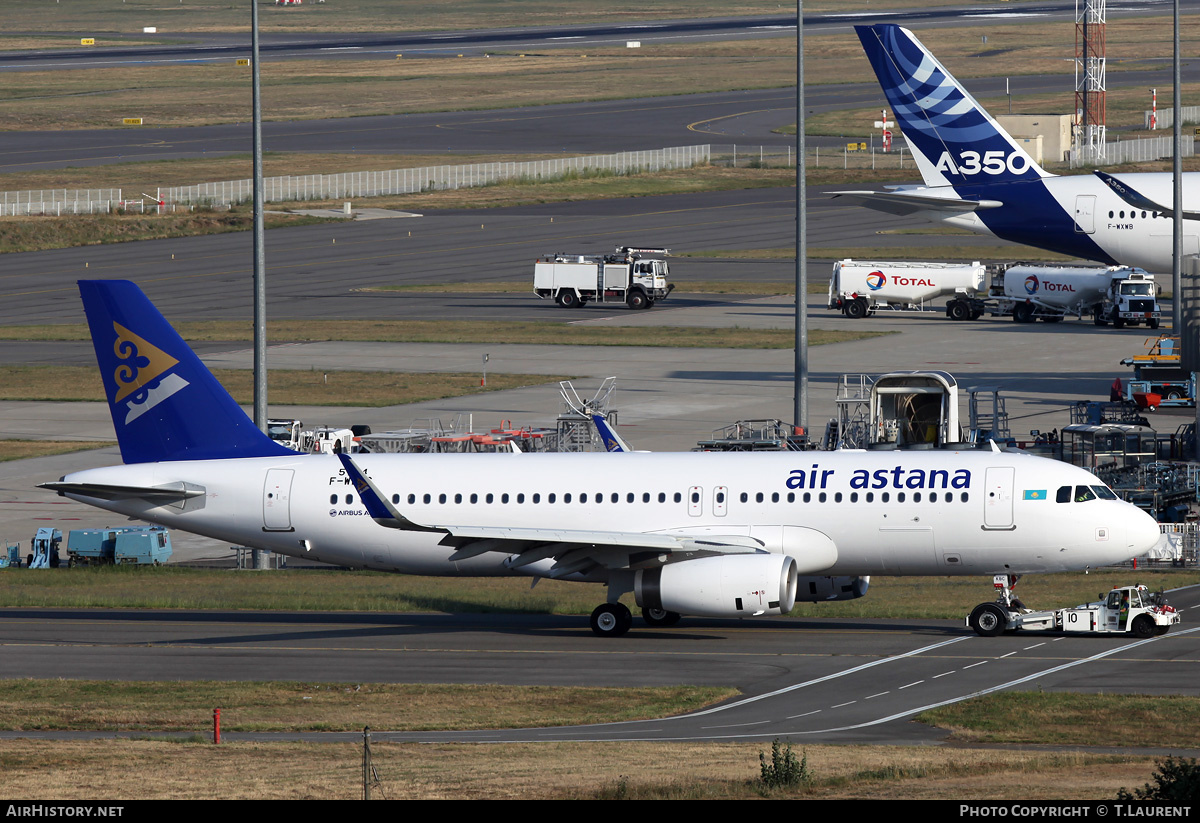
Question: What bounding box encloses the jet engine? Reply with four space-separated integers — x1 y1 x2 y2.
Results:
634 554 798 618
796 575 870 602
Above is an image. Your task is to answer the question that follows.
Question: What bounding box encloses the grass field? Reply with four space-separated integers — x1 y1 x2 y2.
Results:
0 366 568 406
0 737 1165 800
0 0 979 35
0 440 115 461
0 321 884 349
4 565 1194 618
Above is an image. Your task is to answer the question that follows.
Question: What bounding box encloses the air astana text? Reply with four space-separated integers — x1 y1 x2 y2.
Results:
785 465 972 490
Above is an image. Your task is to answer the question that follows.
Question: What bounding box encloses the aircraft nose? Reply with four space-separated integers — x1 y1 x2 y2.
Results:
1128 506 1162 556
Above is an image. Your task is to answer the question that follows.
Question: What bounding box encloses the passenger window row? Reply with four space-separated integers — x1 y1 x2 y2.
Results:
741 490 969 504
327 489 973 506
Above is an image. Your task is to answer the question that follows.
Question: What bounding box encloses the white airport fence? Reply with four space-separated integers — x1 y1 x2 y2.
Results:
161 145 711 206
710 143 911 170
1144 105 1200 130
1070 135 1195 168
0 189 123 216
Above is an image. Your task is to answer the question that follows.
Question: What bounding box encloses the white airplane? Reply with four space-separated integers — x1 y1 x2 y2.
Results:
837 24 1200 274
42 280 1160 635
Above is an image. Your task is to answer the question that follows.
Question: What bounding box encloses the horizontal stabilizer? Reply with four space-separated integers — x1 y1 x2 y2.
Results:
833 189 1003 216
40 479 205 503
1094 170 1200 221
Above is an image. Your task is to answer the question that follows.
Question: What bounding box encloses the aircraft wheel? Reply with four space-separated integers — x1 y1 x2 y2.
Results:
968 603 1008 637
590 603 632 637
642 607 681 627
1131 615 1156 639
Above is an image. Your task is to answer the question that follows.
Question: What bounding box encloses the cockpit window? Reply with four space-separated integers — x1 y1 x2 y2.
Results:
1091 485 1118 500
1056 486 1071 503
1074 485 1097 502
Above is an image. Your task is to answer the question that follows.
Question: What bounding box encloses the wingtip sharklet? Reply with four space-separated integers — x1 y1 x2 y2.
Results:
335 453 443 533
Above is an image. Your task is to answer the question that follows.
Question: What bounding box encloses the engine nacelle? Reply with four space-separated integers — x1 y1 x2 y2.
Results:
635 554 798 618
796 575 870 602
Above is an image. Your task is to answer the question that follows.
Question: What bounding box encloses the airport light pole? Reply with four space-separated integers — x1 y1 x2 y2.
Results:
252 0 268 431
794 1 808 436
1172 0 1183 337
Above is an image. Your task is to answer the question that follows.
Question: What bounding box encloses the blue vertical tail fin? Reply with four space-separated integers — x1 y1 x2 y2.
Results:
855 24 1051 188
78 279 295 463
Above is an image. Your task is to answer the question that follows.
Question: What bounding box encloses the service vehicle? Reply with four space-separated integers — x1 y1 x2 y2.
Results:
968 576 1179 638
831 259 1160 327
534 246 673 310
1120 336 1195 409
267 419 303 451
994 265 1160 326
828 259 986 318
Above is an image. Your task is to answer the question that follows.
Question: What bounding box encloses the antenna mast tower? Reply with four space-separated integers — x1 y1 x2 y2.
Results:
1075 0 1107 162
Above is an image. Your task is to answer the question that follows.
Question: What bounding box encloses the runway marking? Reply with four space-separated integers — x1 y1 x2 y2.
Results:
932 671 955 678
864 691 889 700
784 625 1200 738
687 107 793 135
699 719 772 729
1023 643 1046 650
999 651 1020 658
785 710 821 719
500 628 1200 744
963 660 987 669
677 635 970 719
533 727 665 738
897 680 923 689
830 701 856 709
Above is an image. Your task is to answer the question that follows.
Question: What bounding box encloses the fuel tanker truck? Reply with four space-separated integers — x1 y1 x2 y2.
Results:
830 259 1160 327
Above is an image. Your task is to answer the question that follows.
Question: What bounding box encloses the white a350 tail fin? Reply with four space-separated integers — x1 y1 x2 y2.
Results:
855 24 1052 188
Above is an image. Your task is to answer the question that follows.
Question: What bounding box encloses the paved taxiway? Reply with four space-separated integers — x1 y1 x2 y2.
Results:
1 584 1197 745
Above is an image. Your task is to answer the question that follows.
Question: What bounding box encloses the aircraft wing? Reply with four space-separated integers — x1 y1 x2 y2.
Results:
336 454 765 575
1094 170 1200 221
832 189 1003 217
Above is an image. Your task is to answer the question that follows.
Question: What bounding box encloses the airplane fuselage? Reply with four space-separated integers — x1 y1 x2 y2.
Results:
934 173 1200 273
59 449 1157 579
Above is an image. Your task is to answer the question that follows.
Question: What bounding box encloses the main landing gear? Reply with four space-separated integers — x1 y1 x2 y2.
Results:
588 603 683 636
